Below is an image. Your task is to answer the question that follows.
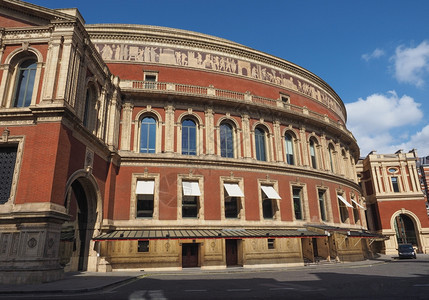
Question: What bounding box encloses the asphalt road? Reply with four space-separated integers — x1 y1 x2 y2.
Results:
5 256 429 300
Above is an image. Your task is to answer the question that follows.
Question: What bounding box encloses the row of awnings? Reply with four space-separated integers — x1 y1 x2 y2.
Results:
337 194 364 209
93 228 325 241
136 181 279 199
136 180 363 209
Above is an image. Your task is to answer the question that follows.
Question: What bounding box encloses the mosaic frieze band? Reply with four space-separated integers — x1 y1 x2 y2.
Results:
94 43 345 122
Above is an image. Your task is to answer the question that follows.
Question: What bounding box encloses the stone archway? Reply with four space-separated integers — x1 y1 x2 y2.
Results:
394 214 418 246
60 171 101 272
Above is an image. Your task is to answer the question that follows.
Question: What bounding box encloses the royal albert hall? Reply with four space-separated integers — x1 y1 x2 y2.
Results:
0 0 374 283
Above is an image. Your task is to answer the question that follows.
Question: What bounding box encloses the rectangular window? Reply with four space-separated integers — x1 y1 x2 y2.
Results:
391 177 400 192
293 187 303 220
267 238 275 249
138 240 149 252
318 190 327 221
352 201 360 224
337 194 351 223
0 146 17 205
224 183 244 219
182 181 200 218
136 180 155 218
280 94 290 107
144 72 157 89
261 185 281 219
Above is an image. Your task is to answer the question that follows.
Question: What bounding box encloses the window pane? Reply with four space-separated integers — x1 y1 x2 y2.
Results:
225 195 238 218
220 123 234 158
310 140 317 168
293 188 302 220
255 127 266 161
262 199 273 219
137 194 154 218
182 195 198 217
140 117 156 153
392 177 400 192
0 147 17 204
182 119 196 155
285 133 294 165
14 60 37 108
318 190 326 221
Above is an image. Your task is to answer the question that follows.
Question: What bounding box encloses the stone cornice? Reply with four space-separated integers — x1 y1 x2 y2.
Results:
1 0 77 24
118 152 360 190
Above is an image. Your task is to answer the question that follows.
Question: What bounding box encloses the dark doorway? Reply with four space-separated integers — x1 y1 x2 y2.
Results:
182 243 199 268
72 180 89 271
395 214 418 246
226 239 238 266
312 238 319 257
60 178 96 272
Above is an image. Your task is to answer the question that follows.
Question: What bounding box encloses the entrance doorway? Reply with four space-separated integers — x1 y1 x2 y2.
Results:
395 214 418 246
60 177 97 272
226 239 238 266
182 243 199 268
312 238 319 257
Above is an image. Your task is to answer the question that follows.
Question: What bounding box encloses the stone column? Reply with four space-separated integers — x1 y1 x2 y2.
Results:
120 101 133 151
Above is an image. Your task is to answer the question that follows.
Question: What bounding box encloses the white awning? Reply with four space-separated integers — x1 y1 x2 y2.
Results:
224 183 244 197
261 185 281 199
136 180 154 195
182 181 201 196
337 195 353 208
351 198 365 209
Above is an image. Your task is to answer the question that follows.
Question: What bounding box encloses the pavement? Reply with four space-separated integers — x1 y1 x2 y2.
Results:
0 254 397 295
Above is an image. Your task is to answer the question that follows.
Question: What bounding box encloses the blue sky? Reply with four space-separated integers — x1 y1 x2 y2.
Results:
31 0 429 157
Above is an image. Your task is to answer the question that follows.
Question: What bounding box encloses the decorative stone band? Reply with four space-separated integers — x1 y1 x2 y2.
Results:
93 42 345 123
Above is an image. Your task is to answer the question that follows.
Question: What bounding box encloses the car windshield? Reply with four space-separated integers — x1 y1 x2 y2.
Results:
398 245 413 251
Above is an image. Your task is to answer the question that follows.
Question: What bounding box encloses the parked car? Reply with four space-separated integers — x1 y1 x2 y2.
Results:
397 244 417 259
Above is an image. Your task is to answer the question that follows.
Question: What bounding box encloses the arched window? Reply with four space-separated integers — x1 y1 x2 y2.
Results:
309 138 317 169
328 144 335 172
182 119 197 155
140 117 156 153
255 127 266 161
83 85 97 132
285 133 294 165
13 59 37 107
220 123 234 158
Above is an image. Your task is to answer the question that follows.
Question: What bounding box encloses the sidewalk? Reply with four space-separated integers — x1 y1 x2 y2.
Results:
0 254 396 295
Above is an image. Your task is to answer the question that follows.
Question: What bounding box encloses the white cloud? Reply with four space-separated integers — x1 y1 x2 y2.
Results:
390 125 429 157
346 91 424 156
362 48 385 61
392 40 429 87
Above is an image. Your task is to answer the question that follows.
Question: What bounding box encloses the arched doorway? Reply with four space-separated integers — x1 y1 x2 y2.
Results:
60 174 100 272
394 214 418 246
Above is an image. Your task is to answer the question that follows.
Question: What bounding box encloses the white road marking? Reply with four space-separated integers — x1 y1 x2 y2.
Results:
184 289 208 292
227 288 251 292
128 290 167 300
413 284 429 287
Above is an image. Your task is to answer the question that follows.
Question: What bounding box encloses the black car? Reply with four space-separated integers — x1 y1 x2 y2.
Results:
397 244 417 259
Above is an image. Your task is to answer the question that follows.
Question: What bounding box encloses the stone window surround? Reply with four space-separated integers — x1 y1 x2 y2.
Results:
0 132 24 210
290 182 309 222
258 178 280 221
0 46 43 109
130 172 160 220
219 176 245 221
133 108 163 154
336 189 350 224
315 185 332 223
177 173 204 220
